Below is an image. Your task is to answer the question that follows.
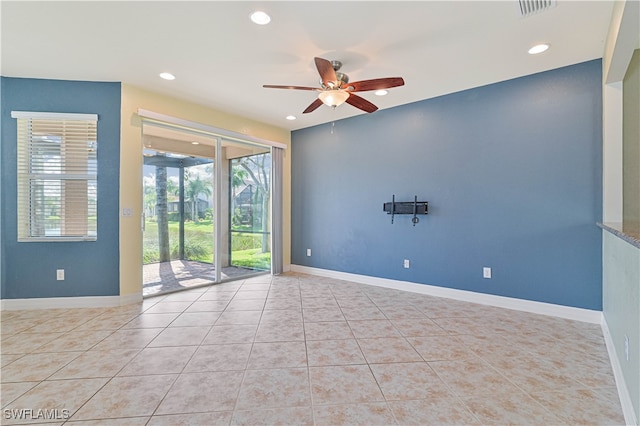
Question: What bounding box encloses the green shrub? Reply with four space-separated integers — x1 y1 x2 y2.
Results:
231 233 263 250
143 248 160 263
172 241 211 262
144 220 270 269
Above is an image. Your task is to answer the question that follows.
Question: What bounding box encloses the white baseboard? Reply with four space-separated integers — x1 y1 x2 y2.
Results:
1 293 143 310
120 293 144 305
290 265 602 324
602 316 639 426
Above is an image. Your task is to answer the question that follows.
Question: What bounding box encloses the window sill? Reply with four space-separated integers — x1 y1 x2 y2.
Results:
18 237 97 243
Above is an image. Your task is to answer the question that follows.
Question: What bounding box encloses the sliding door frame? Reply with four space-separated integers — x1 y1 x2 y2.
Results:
138 109 285 290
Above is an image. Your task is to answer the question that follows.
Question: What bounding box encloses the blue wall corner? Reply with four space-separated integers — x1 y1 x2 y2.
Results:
1 77 122 299
291 60 603 310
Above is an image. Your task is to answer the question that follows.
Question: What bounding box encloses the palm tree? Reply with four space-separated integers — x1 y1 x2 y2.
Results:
143 174 156 217
184 174 212 223
231 167 248 196
166 176 179 202
155 165 170 261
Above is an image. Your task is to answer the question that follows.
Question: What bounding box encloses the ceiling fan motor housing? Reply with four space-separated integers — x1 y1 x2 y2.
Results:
336 72 349 85
322 72 349 88
332 60 348 86
320 60 349 88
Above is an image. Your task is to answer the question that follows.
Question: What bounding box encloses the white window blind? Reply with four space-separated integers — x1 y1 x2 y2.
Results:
12 111 98 242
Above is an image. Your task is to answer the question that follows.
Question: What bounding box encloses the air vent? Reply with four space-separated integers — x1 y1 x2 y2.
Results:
517 0 556 17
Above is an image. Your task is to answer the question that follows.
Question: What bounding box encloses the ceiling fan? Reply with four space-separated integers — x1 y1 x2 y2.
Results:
263 57 405 114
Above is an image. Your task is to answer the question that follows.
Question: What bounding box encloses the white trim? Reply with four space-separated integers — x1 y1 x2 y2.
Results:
214 134 223 282
119 293 144 305
137 108 287 150
290 265 602 324
11 111 98 121
602 316 639 426
0 294 142 310
18 237 97 243
603 0 639 84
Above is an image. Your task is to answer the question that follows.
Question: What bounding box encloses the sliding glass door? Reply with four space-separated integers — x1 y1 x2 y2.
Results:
222 139 272 276
141 124 271 297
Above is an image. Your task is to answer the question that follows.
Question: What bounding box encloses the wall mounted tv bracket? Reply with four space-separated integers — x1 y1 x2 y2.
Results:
383 195 428 226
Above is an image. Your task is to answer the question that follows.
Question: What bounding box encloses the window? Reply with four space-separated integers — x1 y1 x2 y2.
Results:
12 111 98 241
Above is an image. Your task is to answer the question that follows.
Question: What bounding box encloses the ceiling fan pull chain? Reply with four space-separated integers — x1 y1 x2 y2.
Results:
330 104 337 134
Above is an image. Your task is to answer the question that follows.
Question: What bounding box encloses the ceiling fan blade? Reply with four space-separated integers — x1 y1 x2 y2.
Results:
303 98 324 114
346 93 378 113
344 77 405 92
263 84 319 91
315 57 338 87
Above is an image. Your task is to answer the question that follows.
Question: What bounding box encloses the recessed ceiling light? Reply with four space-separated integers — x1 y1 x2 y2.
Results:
159 72 175 80
191 141 200 145
250 11 271 25
374 90 388 96
528 43 550 55
286 115 297 120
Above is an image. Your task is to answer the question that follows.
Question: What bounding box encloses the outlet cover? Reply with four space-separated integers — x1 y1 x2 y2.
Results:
625 335 629 361
306 249 312 257
483 267 492 279
56 269 65 281
403 259 410 268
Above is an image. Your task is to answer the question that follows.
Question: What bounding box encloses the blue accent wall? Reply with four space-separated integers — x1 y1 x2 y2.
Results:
292 60 603 310
1 77 121 299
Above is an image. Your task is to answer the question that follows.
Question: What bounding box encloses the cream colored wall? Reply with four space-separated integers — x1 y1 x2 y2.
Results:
623 49 640 230
119 84 291 296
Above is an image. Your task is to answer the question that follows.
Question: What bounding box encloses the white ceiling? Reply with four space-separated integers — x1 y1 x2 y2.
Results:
1 1 615 131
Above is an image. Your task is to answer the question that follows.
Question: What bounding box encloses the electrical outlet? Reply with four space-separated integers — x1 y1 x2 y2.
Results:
483 267 492 279
306 249 312 257
624 335 629 361
56 269 65 281
403 259 410 269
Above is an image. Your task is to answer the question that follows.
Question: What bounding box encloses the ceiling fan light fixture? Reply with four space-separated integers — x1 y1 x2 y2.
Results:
374 90 388 96
318 90 349 107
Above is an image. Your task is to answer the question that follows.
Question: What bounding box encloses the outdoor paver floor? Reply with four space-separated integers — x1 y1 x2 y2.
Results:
143 260 263 297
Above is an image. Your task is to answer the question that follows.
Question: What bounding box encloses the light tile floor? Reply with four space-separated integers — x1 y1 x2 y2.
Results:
1 273 625 425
